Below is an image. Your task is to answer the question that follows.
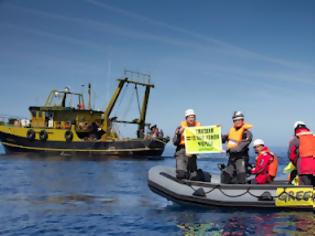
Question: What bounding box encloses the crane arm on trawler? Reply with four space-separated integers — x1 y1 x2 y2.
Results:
101 77 154 139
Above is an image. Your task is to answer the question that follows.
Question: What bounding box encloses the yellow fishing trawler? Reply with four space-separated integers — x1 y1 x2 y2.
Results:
0 72 169 157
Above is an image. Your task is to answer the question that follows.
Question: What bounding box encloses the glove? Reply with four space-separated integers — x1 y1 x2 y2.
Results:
246 164 253 174
217 163 226 171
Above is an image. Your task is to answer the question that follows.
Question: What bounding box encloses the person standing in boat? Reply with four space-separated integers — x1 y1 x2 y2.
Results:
250 139 278 184
221 111 253 184
288 121 315 185
150 125 161 138
173 109 201 180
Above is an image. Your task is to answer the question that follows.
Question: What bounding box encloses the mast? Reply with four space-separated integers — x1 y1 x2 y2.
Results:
101 78 127 136
138 80 152 136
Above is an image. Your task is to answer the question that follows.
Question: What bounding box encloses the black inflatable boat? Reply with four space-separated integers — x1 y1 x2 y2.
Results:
148 166 314 210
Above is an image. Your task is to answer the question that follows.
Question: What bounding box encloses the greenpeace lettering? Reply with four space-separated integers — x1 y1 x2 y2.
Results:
275 187 314 208
278 191 312 202
184 125 223 154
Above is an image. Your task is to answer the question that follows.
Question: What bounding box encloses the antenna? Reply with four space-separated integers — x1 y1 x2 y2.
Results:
88 83 91 110
107 60 112 104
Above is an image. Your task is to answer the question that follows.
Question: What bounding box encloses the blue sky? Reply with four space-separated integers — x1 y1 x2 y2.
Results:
0 0 314 147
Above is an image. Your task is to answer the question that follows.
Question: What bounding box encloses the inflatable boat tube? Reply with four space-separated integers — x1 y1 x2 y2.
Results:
148 166 314 210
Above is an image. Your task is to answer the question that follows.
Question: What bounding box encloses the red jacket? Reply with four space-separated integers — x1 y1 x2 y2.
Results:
251 146 273 184
288 128 315 176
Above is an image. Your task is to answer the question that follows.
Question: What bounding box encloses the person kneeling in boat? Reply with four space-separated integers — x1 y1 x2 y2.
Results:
288 121 315 186
249 139 278 184
173 109 201 180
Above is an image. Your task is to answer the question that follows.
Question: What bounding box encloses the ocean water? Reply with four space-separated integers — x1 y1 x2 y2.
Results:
0 145 314 236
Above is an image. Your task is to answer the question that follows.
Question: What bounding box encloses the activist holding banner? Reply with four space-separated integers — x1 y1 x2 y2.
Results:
221 111 253 184
173 109 203 180
288 121 315 186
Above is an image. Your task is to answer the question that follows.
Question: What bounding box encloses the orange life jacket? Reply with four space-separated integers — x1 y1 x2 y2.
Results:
227 123 253 149
297 132 315 158
179 121 201 146
259 148 278 178
268 152 278 178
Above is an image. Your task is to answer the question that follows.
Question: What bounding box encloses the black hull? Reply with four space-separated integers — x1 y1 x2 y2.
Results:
0 132 167 157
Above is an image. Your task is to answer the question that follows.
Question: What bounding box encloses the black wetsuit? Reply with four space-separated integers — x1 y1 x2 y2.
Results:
222 130 253 184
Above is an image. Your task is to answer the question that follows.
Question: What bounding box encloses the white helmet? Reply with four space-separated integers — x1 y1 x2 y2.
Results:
294 121 306 129
253 139 264 147
185 109 195 117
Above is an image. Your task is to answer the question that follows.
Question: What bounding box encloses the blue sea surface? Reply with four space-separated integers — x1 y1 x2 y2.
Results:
0 145 314 236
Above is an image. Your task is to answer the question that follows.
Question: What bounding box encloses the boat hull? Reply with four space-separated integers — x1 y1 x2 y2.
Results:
0 131 167 157
148 166 314 210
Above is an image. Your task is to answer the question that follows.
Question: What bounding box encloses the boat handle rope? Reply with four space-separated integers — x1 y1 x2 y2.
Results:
186 183 220 195
247 187 304 200
186 183 250 198
185 182 301 200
